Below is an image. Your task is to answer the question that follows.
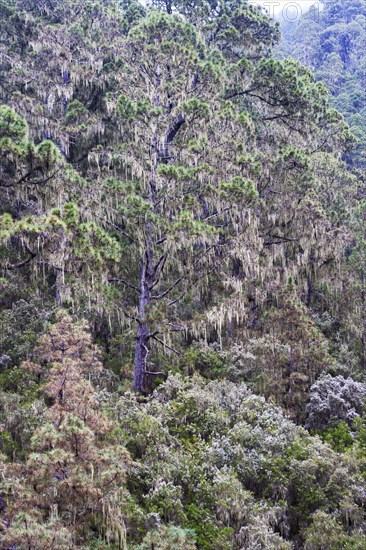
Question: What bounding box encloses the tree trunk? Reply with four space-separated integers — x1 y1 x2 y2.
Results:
133 73 161 393
361 270 366 372
133 321 149 393
132 135 157 392
132 254 152 394
306 279 312 308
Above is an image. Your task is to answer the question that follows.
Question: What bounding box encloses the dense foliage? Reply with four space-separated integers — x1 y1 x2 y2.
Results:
0 0 365 548
275 0 366 168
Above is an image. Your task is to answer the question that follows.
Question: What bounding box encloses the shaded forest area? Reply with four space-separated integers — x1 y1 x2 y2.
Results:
276 0 366 167
0 0 366 548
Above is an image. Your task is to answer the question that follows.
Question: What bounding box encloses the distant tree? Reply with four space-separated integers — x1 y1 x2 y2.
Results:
275 0 366 168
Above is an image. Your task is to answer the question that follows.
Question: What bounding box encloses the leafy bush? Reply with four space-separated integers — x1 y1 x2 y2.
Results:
306 375 366 430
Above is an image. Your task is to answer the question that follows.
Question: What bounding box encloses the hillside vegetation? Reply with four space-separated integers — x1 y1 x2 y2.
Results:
0 1 365 548
275 0 366 167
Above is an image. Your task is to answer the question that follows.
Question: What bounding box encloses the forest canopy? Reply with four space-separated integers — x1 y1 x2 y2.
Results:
0 0 365 548
275 0 366 167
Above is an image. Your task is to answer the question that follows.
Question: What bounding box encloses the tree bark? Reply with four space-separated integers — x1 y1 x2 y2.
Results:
361 270 366 372
132 80 160 392
133 245 154 393
132 66 186 393
133 321 150 393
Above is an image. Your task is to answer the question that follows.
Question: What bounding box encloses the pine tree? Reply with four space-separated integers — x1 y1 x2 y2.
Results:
1 311 131 548
0 0 356 395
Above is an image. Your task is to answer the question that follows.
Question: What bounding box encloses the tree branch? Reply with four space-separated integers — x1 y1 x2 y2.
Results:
169 252 231 307
263 235 300 246
152 275 183 301
109 277 140 293
165 114 185 144
150 254 167 290
2 246 37 270
96 215 136 244
224 85 262 101
152 335 180 356
0 168 61 189
153 254 166 276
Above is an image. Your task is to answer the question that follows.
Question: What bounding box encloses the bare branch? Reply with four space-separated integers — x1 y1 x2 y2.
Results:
109 277 140 293
263 236 300 246
165 114 185 144
124 310 141 324
224 85 263 101
147 330 161 339
152 275 183 301
0 168 61 189
167 324 185 333
153 254 166 276
2 246 37 270
152 335 180 356
150 254 167 290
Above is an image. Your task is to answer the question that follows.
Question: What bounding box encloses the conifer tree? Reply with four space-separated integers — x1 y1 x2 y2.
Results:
0 2 366 547
0 0 357 394
1 311 131 548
